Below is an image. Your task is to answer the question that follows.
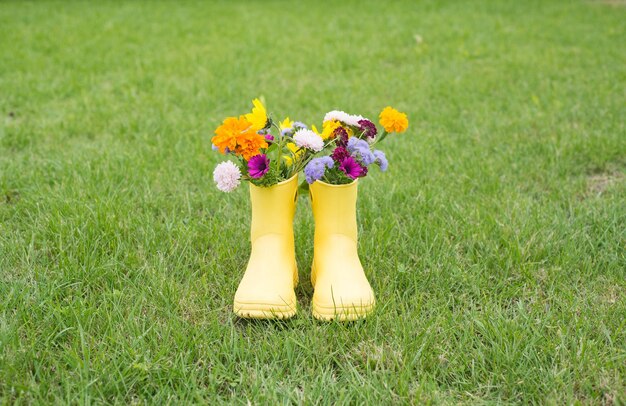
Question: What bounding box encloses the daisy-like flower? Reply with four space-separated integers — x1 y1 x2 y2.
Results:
379 106 409 133
294 129 324 152
248 154 270 179
304 156 334 184
244 98 269 131
213 161 241 192
339 156 365 179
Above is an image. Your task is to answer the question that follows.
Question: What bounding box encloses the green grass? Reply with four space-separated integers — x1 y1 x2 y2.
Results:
1 0 625 403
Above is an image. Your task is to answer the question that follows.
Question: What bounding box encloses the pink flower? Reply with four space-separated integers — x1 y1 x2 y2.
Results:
248 154 270 179
339 156 365 179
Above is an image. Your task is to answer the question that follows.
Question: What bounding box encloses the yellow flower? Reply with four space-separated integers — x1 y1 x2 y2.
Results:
283 142 303 166
311 125 320 135
321 120 341 140
244 98 268 131
279 117 293 131
379 107 408 133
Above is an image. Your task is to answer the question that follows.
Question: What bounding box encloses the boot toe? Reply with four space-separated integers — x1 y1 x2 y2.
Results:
312 288 375 321
233 278 297 319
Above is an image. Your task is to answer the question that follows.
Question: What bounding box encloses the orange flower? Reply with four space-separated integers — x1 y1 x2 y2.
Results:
379 107 409 133
212 116 246 154
212 116 267 160
236 130 268 160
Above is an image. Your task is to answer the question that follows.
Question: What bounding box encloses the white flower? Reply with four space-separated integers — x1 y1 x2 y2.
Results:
293 129 324 152
323 110 368 127
323 110 352 124
213 161 241 192
345 114 366 127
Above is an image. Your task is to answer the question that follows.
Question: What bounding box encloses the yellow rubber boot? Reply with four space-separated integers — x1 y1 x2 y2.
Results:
310 180 375 321
233 175 299 319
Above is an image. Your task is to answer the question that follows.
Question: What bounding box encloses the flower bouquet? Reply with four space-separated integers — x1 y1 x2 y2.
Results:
211 98 327 192
210 98 408 321
301 106 408 186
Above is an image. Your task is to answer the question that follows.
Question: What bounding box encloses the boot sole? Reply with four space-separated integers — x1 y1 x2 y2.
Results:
233 300 297 319
311 301 375 321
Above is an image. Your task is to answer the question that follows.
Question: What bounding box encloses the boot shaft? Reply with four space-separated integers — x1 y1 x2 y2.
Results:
309 180 358 242
249 175 298 242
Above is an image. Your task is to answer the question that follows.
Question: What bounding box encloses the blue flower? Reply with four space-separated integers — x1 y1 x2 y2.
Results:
304 156 334 184
373 150 388 171
347 137 376 166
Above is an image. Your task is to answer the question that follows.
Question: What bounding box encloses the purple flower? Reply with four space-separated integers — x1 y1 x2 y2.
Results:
339 156 365 179
248 154 270 179
373 150 388 171
304 156 334 184
331 146 350 163
347 137 376 166
293 121 307 129
333 127 349 146
265 134 274 142
358 119 378 139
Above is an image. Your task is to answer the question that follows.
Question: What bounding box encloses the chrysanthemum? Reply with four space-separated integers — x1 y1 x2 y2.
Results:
244 98 269 131
294 129 324 152
213 161 241 192
379 107 409 133
248 154 270 179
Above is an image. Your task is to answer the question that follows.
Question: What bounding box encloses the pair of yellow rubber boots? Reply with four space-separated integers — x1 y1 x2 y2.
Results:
233 175 375 321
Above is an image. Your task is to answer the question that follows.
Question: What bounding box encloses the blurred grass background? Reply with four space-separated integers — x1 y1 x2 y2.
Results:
1 0 625 403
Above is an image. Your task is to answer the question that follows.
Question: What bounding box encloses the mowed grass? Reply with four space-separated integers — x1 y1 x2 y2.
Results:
1 0 625 403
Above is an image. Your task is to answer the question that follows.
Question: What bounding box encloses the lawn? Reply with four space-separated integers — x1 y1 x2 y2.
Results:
1 0 625 403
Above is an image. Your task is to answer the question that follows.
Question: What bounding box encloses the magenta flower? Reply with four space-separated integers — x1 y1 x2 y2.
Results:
248 154 270 179
339 156 365 179
264 134 274 142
